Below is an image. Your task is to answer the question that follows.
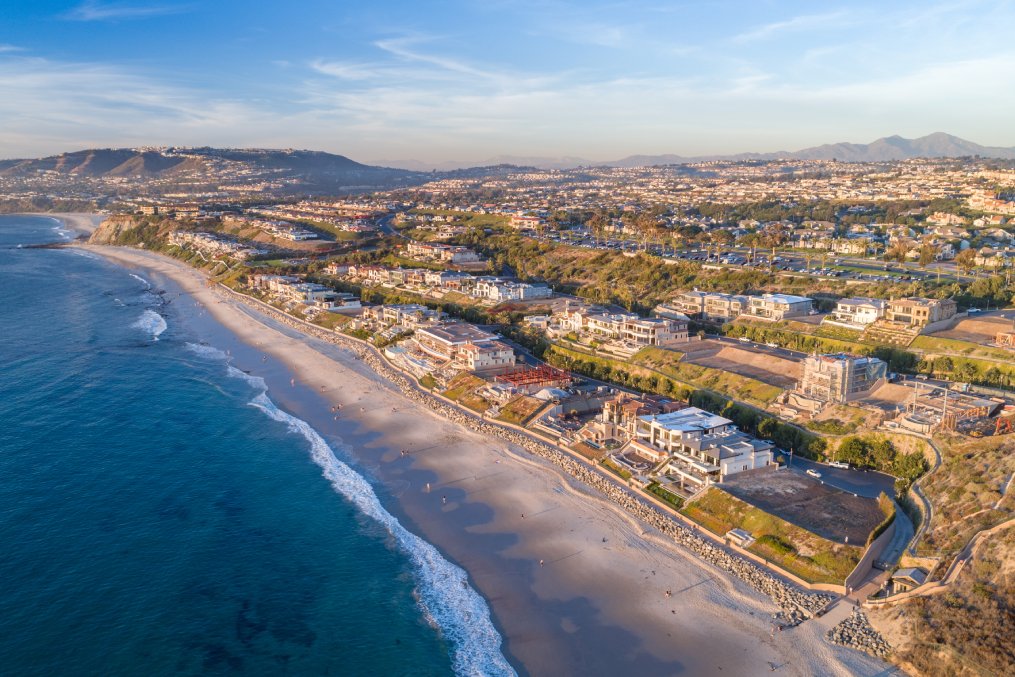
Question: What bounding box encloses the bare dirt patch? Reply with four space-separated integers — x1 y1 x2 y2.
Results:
682 341 802 389
720 468 884 544
861 382 913 410
933 314 1015 344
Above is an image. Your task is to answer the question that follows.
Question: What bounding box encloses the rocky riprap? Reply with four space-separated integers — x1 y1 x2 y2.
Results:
827 609 892 659
226 288 835 623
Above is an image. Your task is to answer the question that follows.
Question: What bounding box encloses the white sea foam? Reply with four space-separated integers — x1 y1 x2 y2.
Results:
129 273 152 289
184 342 229 360
67 249 99 260
132 309 168 341
247 392 515 677
226 364 267 391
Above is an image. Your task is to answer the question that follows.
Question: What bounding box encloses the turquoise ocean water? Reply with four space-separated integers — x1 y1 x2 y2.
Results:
0 216 512 676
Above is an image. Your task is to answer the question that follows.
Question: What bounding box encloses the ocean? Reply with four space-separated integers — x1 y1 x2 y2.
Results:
0 216 512 676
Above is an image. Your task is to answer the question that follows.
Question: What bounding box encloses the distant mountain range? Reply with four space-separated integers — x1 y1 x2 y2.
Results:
376 133 1015 170
0 147 423 191
2 134 1012 189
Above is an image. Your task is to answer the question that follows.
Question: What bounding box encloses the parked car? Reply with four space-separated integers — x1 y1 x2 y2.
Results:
806 469 822 479
738 336 750 343
828 461 849 470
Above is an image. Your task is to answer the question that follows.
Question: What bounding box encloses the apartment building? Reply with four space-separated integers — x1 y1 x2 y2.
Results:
797 353 888 403
885 297 957 327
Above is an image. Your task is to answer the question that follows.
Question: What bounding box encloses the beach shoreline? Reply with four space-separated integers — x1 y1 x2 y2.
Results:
16 212 106 237
81 242 891 676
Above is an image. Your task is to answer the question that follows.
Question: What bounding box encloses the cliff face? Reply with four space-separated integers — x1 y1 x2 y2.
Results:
88 215 143 244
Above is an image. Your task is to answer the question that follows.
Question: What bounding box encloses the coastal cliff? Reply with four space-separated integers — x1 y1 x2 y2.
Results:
88 215 142 244
88 215 178 246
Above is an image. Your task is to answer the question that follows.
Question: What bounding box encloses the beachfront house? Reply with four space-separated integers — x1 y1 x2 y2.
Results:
625 408 773 495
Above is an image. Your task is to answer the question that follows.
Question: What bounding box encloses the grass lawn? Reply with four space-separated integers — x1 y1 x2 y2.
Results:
681 488 863 584
311 312 352 330
633 347 783 406
495 395 544 425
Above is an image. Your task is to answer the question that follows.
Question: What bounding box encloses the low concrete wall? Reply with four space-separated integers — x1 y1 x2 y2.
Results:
845 518 897 592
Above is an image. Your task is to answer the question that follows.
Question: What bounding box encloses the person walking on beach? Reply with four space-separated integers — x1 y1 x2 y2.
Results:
442 496 447 505
539 559 544 567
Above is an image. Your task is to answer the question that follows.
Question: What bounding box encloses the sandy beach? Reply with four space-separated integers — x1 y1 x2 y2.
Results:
23 212 106 237
82 243 893 677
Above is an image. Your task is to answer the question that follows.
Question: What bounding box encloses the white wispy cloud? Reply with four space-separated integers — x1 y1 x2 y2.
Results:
0 56 269 157
732 10 850 43
63 1 190 22
0 44 24 53
373 37 501 81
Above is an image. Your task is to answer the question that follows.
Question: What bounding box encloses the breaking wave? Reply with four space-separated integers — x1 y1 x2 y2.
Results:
132 309 167 341
184 342 229 360
129 273 152 290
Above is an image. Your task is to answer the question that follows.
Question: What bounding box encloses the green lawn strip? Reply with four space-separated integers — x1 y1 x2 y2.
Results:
601 458 632 480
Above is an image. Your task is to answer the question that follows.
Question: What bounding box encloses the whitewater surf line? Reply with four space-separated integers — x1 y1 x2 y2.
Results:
185 344 515 677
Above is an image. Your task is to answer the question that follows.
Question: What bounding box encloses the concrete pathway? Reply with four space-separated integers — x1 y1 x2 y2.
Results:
879 501 914 567
810 598 856 634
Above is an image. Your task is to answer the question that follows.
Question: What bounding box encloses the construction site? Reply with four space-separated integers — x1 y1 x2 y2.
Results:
874 380 1006 435
494 364 572 395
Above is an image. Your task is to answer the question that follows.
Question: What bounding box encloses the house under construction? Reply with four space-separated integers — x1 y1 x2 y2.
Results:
797 353 888 403
494 364 572 395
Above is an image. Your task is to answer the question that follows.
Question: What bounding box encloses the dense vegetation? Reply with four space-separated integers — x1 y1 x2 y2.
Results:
832 435 928 493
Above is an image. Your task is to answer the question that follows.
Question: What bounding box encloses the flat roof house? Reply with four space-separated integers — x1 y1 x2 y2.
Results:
885 297 957 327
630 407 773 494
414 323 497 361
745 293 813 321
828 297 887 328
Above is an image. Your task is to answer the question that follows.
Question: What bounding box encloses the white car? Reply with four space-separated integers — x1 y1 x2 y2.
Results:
738 336 750 343
765 342 778 348
828 461 849 470
806 469 822 479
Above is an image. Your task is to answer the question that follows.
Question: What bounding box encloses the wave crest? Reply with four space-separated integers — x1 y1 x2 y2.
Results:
132 309 167 341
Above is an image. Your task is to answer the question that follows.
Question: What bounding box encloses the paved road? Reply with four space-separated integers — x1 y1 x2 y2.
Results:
788 457 896 499
709 334 808 360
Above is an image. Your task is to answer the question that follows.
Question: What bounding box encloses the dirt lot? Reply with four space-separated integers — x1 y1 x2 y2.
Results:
720 468 884 544
932 313 1015 344
681 341 802 388
860 382 914 410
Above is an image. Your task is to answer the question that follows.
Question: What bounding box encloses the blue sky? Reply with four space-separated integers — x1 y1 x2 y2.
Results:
1 0 1013 164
